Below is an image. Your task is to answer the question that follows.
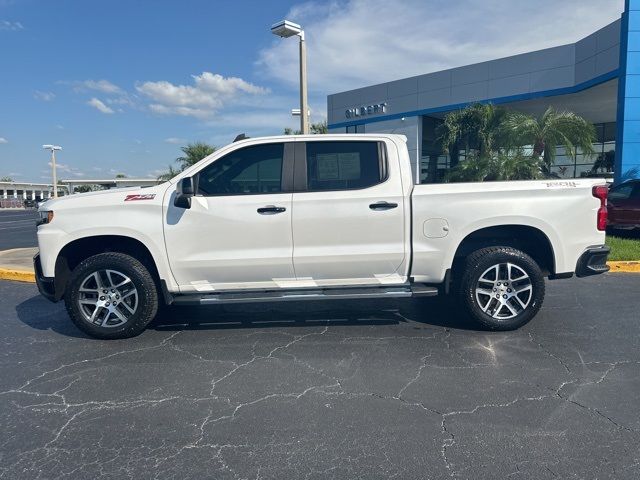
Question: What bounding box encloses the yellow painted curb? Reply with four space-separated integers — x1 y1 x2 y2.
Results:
0 268 35 283
1 262 638 284
607 261 640 273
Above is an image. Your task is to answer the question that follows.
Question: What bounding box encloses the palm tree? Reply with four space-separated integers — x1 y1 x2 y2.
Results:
447 150 543 183
157 165 179 181
438 103 511 160
591 150 615 174
176 142 216 170
501 107 596 174
488 150 545 181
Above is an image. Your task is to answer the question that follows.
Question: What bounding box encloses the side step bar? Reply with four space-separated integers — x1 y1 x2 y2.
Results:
171 284 438 306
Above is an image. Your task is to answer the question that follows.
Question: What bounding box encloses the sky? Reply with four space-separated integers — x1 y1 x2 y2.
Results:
0 0 625 183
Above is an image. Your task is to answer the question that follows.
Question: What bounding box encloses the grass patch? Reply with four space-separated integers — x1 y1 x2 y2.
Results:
606 234 640 261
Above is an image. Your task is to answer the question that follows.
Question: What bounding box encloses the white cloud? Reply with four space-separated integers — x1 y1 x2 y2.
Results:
48 162 87 178
136 72 268 118
71 79 123 95
64 79 134 110
164 137 186 144
0 137 7 144
257 0 625 94
86 97 115 114
34 90 56 101
49 162 69 170
0 20 23 31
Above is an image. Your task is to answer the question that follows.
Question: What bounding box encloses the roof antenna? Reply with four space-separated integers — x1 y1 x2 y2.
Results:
233 133 249 142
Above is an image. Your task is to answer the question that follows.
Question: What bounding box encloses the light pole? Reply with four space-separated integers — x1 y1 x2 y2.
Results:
271 20 309 135
42 144 62 198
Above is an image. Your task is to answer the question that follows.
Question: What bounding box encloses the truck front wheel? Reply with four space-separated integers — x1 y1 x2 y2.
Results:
459 246 545 331
64 252 159 339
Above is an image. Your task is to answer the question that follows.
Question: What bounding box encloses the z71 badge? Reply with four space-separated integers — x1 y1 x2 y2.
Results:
124 194 156 201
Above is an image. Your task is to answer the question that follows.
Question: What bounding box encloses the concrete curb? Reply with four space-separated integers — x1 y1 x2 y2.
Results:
0 268 35 283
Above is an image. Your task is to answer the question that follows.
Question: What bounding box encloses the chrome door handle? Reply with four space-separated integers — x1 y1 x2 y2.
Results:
257 205 286 215
369 201 398 211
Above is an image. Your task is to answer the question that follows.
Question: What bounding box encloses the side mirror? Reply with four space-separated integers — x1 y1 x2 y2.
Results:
174 176 195 209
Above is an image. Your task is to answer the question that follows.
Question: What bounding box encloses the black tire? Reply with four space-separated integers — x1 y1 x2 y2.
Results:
64 252 159 339
458 246 545 331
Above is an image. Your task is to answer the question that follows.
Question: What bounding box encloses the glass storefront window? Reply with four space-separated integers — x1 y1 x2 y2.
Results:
420 117 616 183
420 116 450 183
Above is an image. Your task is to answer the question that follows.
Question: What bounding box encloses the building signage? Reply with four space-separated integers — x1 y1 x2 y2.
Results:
345 102 387 119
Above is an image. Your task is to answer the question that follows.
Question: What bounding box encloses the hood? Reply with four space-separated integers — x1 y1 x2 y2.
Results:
39 183 169 212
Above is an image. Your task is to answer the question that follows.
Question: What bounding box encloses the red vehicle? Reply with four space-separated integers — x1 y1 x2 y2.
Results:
608 180 640 231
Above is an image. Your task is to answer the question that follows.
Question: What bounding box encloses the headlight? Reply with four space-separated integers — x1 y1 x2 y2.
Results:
37 211 54 226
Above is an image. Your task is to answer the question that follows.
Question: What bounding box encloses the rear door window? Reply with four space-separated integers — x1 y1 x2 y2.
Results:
305 141 385 191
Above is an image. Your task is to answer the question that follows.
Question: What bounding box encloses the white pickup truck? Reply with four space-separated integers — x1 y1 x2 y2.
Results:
35 134 610 339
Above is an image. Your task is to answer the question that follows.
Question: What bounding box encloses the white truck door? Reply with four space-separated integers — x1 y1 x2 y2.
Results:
291 140 407 285
164 142 296 291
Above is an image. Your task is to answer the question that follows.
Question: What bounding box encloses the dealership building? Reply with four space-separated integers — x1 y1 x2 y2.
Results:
327 1 640 185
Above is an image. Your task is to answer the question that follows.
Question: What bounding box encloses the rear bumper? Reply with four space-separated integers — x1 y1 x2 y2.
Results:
575 245 610 278
34 253 58 303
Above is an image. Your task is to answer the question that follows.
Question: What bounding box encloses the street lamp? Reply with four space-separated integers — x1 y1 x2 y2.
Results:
271 20 309 135
42 144 62 198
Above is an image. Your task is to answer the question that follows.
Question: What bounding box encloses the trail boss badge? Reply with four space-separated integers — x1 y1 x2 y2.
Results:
124 194 156 201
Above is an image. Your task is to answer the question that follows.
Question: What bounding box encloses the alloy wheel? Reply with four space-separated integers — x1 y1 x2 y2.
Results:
474 262 532 320
77 269 139 327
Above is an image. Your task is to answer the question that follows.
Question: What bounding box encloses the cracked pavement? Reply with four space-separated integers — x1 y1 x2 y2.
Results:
1 274 639 479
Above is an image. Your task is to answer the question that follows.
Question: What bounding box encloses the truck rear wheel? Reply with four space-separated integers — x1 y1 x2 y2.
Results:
64 252 159 339
458 246 545 331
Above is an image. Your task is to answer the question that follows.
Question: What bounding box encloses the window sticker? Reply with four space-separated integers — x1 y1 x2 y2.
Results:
338 152 360 180
316 154 340 180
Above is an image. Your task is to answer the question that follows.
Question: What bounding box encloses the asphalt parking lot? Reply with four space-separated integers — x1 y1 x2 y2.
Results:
0 210 38 250
1 275 639 479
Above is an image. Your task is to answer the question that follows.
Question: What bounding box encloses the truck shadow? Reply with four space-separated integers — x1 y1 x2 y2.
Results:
150 297 478 332
15 295 479 339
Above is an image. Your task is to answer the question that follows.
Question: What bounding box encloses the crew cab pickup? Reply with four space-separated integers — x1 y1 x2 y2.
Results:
34 134 611 339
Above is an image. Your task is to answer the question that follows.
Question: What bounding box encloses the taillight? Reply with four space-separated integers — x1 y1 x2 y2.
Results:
592 185 608 231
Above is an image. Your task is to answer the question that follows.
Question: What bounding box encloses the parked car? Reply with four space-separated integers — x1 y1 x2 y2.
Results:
34 134 610 339
608 179 640 231
23 199 37 209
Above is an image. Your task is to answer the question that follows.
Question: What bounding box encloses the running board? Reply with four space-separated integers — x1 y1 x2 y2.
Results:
171 284 438 306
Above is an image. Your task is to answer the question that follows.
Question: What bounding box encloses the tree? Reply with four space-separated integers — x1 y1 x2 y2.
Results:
157 165 179 182
446 150 544 183
74 184 103 193
438 103 511 160
0 176 13 182
176 142 216 171
284 120 328 135
115 173 127 178
501 107 596 175
591 150 615 174
157 142 217 181
439 104 596 182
